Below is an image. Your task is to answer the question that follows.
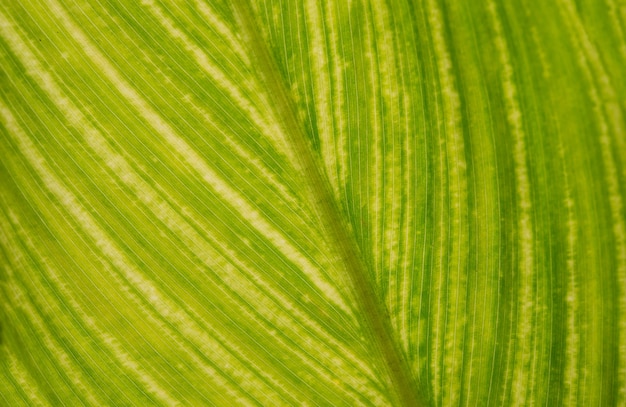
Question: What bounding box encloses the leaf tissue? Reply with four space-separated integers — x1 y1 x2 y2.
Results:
0 0 625 406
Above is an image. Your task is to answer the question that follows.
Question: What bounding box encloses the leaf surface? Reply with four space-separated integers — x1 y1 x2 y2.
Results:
1 0 625 406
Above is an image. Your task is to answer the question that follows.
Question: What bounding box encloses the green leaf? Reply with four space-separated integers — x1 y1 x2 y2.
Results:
1 0 625 405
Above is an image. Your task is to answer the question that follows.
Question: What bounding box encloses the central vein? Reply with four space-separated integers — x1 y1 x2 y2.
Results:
230 2 425 406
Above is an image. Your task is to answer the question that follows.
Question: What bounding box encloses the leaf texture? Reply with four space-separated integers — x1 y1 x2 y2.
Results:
0 0 625 406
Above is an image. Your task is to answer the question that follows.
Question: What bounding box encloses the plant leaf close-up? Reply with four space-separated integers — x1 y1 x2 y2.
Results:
1 0 625 406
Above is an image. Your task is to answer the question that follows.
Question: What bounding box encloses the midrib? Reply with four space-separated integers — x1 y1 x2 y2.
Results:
230 2 425 406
